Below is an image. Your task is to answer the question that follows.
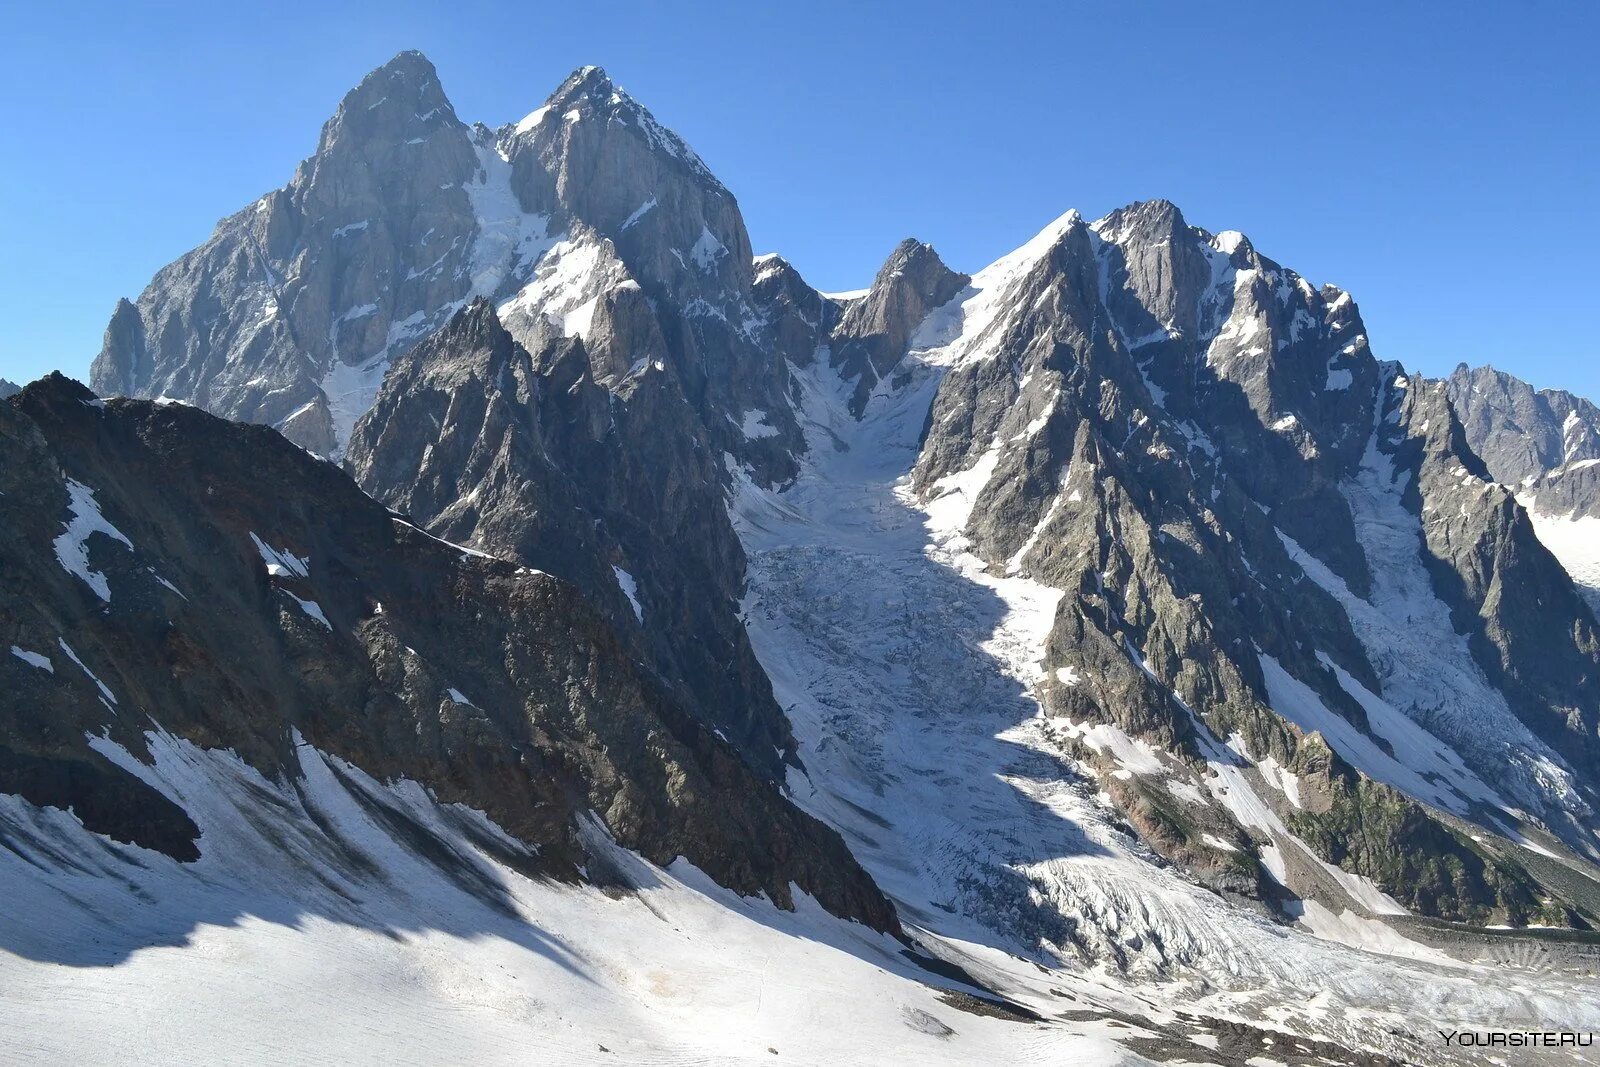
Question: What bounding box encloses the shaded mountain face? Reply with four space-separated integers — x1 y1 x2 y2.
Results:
0 375 895 932
0 380 19 399
345 299 792 773
88 53 815 772
1446 364 1600 609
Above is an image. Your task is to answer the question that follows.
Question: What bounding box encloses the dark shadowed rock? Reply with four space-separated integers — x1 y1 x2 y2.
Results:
346 300 795 777
0 375 897 931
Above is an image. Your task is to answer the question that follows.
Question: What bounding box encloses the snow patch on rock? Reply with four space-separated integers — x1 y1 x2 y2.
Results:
53 477 133 603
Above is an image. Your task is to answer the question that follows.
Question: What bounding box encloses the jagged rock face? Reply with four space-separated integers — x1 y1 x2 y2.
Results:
0 375 895 932
1447 363 1600 488
91 52 495 455
1389 374 1600 777
82 53 813 765
48 44 1600 965
86 53 815 782
0 379 19 399
346 301 792 775
488 65 802 474
90 54 801 478
833 205 1600 926
1093 201 1380 597
1444 363 1600 534
501 66 751 301
829 239 970 414
749 253 842 371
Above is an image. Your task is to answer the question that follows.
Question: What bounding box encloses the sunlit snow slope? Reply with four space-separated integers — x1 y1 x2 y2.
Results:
0 729 1148 1066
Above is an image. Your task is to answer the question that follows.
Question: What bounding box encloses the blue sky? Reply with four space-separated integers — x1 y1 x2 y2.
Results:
3 2 1596 397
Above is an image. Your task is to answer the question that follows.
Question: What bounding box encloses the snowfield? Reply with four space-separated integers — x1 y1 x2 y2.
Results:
0 730 1136 1066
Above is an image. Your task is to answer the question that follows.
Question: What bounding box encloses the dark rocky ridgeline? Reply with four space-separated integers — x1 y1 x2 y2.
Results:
749 254 845 370
0 375 897 932
0 379 19 399
346 299 793 775
1446 363 1600 520
484 64 806 484
1388 374 1600 780
861 204 1600 925
57 45 1600 938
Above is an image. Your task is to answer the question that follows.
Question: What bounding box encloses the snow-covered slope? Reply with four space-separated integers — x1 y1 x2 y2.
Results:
0 730 1140 1067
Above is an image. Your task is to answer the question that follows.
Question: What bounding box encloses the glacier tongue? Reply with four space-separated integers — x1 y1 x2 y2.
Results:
727 336 1599 1061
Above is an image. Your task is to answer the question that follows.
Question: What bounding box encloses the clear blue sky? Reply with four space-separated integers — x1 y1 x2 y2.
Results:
3 2 1596 398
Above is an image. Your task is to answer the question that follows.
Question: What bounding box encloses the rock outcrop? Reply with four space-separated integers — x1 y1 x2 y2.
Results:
346 300 792 771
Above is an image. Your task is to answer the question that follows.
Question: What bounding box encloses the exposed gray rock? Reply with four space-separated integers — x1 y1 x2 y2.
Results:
1446 363 1600 490
750 253 840 370
1445 363 1600 530
57 49 1600 941
90 55 800 477
858 204 1600 925
0 379 19 399
92 51 493 456
830 240 969 415
1389 373 1600 779
89 55 815 781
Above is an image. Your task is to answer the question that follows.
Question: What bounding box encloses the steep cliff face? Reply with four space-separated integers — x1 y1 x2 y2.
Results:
828 239 970 415
89 54 801 479
1444 363 1600 613
760 202 1600 929
1446 363 1600 493
81 46 1600 927
90 52 495 455
88 55 828 774
346 300 792 773
0 375 896 932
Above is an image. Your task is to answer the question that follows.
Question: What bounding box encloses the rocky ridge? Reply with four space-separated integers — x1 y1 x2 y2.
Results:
0 374 895 931
753 200 1600 929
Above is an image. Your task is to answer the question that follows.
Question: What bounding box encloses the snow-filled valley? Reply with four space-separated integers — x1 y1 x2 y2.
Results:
727 351 1600 1063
